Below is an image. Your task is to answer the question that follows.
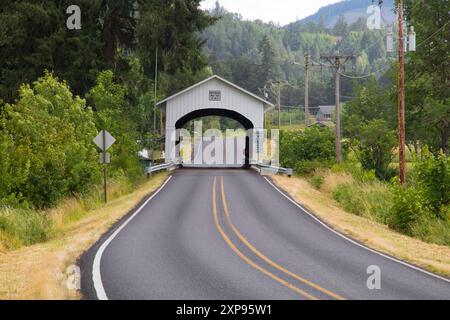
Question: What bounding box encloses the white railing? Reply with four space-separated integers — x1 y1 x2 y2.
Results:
147 160 292 177
147 161 179 174
250 161 293 177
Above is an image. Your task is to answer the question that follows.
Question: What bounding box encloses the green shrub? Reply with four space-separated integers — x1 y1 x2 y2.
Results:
332 183 365 216
0 135 30 203
330 155 450 246
331 175 392 222
309 174 324 190
355 119 397 180
412 215 450 247
295 159 334 175
280 127 335 174
362 184 393 224
0 73 100 208
0 208 53 248
331 162 377 183
0 170 143 249
88 71 143 181
412 147 450 219
388 149 450 242
388 183 432 235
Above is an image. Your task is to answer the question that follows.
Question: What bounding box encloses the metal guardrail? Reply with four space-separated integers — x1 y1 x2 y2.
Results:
147 161 179 174
146 160 292 177
250 162 293 177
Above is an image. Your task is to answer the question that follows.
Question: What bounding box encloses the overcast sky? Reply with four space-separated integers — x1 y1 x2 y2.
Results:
201 0 343 26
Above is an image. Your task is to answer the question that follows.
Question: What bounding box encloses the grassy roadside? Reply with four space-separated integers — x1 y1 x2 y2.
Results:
272 175 450 277
0 172 168 300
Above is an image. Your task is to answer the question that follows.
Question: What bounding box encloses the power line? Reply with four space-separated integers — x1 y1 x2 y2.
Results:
339 20 449 80
416 21 449 48
338 63 392 79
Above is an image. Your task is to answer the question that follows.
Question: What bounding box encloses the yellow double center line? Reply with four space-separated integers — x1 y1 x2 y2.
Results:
212 176 345 300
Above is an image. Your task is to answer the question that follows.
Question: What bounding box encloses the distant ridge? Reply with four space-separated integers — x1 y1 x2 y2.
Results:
290 0 395 28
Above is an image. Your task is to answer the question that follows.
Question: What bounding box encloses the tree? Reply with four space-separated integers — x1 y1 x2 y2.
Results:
202 4 390 101
87 70 143 178
100 0 137 68
137 0 216 81
333 15 349 38
0 134 30 206
258 35 275 85
0 0 107 101
404 0 449 101
350 17 368 32
229 56 260 93
403 0 450 154
356 119 397 179
0 0 216 102
343 77 395 141
0 73 99 207
342 78 398 179
280 127 335 173
413 147 450 218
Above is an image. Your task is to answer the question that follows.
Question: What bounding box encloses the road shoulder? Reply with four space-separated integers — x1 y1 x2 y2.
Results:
271 175 450 278
0 173 169 300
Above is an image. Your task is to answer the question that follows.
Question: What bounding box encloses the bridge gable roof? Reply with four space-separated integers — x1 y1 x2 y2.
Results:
156 75 274 110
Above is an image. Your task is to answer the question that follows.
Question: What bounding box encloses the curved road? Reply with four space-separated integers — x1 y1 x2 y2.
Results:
81 169 450 300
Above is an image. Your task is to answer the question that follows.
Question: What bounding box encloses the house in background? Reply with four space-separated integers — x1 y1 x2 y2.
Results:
316 105 335 122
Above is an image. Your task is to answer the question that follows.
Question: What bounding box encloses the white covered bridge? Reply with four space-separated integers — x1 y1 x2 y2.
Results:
156 75 274 167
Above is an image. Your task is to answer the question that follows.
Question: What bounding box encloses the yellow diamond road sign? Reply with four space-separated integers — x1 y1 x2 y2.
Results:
93 130 116 151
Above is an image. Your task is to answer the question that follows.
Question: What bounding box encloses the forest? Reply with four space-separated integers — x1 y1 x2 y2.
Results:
202 1 390 110
0 0 215 248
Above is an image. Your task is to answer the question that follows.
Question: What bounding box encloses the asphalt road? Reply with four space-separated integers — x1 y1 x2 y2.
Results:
81 169 450 300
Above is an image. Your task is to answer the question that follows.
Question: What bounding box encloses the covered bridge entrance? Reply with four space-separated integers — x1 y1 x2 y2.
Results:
157 75 273 167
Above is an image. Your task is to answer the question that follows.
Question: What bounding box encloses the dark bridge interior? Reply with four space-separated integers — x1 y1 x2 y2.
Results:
174 108 253 166
175 108 254 130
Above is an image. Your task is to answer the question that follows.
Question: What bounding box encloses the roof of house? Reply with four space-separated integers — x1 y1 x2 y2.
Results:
318 105 335 114
156 75 274 109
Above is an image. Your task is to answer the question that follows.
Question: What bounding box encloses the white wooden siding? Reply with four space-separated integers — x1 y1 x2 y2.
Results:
159 76 271 163
166 77 265 129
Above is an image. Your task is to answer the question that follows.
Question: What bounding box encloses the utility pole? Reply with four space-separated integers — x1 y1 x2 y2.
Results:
276 81 281 130
386 0 415 183
321 52 355 164
335 56 341 164
397 0 406 184
153 47 158 133
304 54 310 126
293 55 330 126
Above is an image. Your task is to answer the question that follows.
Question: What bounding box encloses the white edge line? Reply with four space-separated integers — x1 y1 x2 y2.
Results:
263 177 450 284
92 175 173 300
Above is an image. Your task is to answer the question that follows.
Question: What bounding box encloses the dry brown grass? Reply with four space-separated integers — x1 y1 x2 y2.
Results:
0 172 168 300
272 175 450 277
319 169 353 194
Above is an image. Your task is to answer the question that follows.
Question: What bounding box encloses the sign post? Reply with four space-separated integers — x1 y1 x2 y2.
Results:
93 130 116 203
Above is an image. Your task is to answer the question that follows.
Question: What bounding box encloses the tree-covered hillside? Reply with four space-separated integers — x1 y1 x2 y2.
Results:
296 0 395 27
202 1 392 108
